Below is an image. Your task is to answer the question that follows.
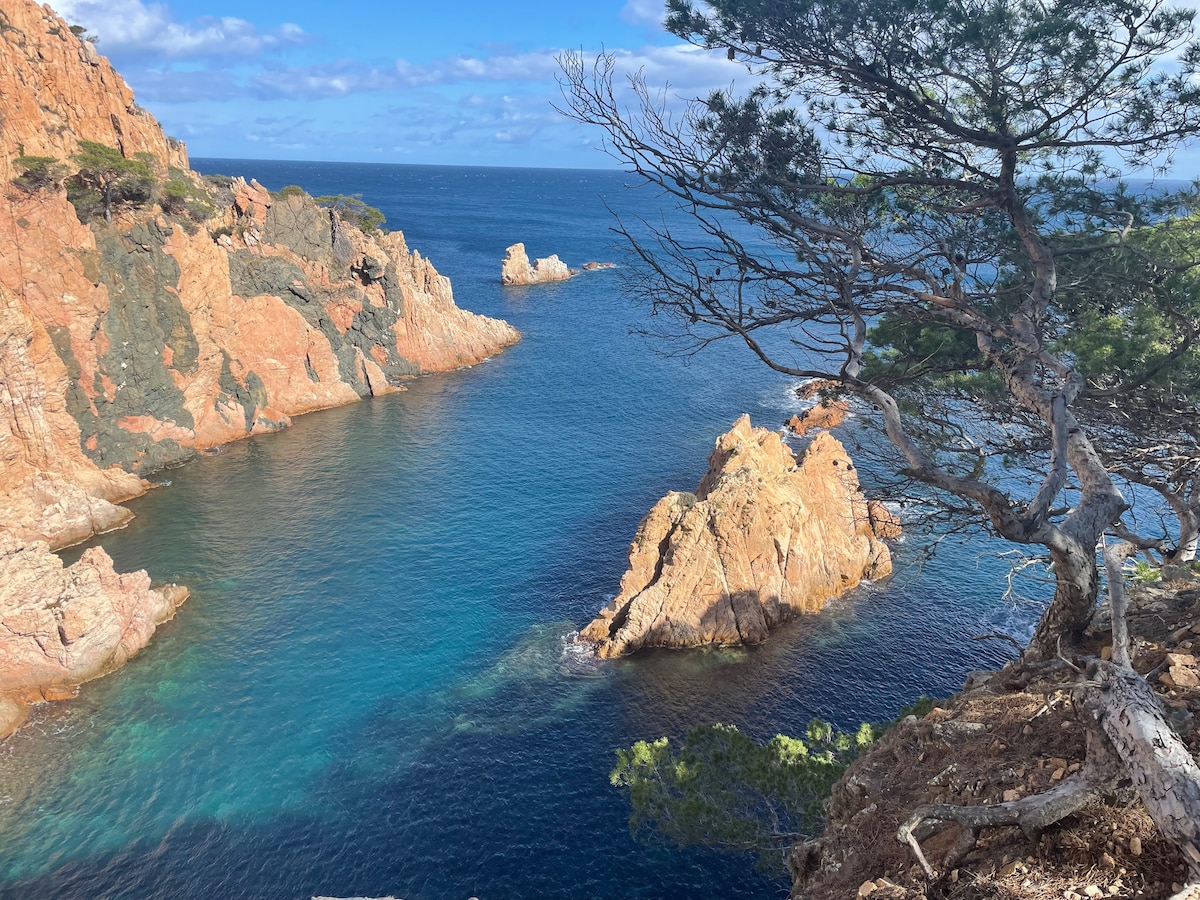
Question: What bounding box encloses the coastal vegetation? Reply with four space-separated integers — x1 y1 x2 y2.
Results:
563 0 1200 888
11 152 65 192
614 719 878 872
614 700 938 873
67 140 155 222
313 193 387 233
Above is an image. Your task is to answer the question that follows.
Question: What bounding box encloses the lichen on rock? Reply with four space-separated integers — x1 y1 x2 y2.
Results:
579 415 897 658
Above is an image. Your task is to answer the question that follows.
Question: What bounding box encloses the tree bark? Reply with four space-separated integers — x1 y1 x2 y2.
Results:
1025 536 1099 662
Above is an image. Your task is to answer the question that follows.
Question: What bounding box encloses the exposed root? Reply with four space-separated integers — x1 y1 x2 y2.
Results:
898 723 1123 877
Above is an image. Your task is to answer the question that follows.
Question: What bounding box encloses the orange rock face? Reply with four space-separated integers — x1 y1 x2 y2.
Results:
0 0 519 550
0 536 188 738
787 400 850 435
579 415 897 658
0 2 188 170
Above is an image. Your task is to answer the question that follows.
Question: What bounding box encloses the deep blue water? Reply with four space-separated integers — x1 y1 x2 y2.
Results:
0 162 1027 899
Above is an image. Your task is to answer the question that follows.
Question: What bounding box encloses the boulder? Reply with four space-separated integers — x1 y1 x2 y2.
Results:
579 415 897 658
787 400 850 435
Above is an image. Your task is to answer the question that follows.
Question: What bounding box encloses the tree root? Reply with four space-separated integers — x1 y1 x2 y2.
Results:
900 545 1200 884
897 729 1122 878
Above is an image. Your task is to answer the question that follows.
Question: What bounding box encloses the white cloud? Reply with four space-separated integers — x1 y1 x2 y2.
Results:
621 0 668 27
226 43 737 102
390 44 737 93
48 0 306 59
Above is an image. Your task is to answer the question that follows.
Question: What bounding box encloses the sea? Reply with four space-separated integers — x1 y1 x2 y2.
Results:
0 162 1028 899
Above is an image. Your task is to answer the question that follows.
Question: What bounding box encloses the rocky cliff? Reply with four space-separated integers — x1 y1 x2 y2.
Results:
501 243 573 285
0 1 519 551
579 415 895 658
0 0 518 737
0 1 189 170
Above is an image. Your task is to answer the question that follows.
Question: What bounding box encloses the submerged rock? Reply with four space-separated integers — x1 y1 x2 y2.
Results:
0 536 188 738
579 415 897 658
501 243 573 285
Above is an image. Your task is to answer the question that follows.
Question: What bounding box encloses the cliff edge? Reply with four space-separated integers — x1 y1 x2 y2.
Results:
579 415 896 658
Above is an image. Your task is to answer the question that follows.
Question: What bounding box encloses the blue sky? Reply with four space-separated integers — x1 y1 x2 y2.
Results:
49 0 742 167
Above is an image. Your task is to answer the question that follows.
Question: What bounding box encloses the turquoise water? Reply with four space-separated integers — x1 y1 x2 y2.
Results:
0 163 1025 899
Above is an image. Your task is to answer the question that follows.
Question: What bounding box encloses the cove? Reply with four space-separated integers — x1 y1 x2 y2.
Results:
0 164 1023 899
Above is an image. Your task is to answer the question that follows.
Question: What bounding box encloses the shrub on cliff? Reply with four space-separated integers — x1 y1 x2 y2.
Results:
272 184 307 200
158 171 215 225
613 719 877 873
11 154 65 192
68 140 154 223
314 194 386 234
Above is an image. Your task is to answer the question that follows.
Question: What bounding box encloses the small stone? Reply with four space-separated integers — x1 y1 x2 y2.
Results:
1023 724 1034 735
1068 762 1082 773
1100 645 1113 660
1051 767 1066 781
1129 836 1143 856
950 869 959 883
1003 789 1021 802
1169 665 1200 688
858 880 876 897
1101 852 1116 869
1084 886 1104 899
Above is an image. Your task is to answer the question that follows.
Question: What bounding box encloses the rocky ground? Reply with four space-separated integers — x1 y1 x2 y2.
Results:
793 575 1200 900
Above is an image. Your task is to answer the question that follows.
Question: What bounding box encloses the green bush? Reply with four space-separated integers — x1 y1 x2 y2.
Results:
612 719 878 873
313 194 386 234
272 184 307 200
11 154 65 192
69 140 155 222
159 176 215 223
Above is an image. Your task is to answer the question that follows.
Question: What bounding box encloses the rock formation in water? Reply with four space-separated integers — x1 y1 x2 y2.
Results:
501 243 573 285
787 401 849 435
0 0 518 737
579 415 896 658
0 536 188 738
787 379 850 435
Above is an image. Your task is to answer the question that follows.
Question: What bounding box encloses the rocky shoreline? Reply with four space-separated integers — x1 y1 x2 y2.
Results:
0 0 519 739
